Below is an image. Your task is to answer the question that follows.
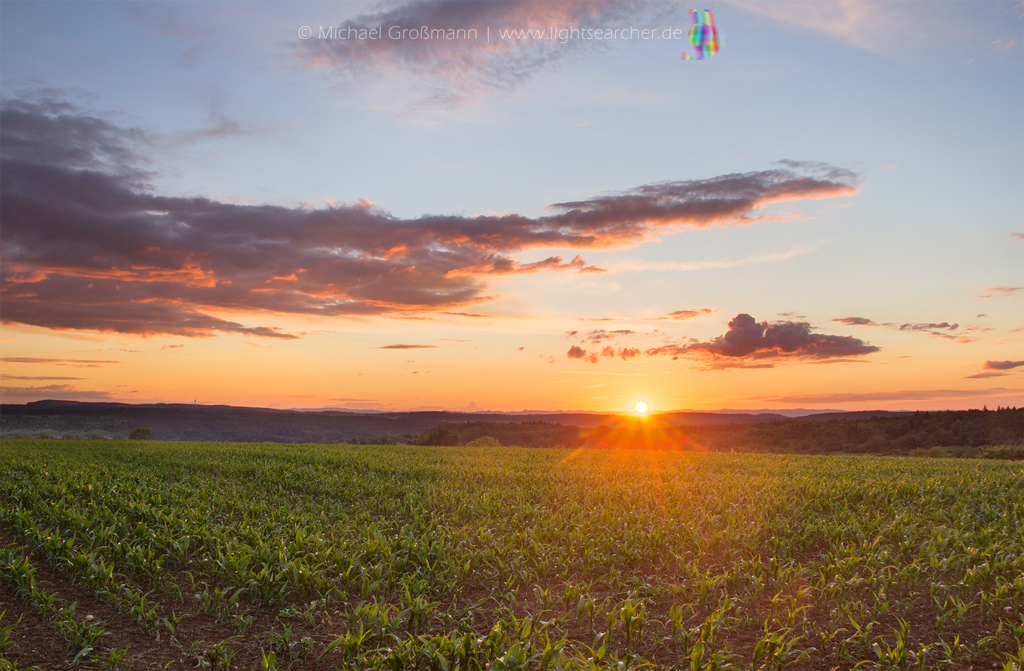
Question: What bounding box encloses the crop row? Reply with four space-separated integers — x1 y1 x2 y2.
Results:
0 437 1022 669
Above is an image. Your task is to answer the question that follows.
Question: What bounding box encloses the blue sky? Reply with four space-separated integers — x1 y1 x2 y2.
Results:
1 1 1021 412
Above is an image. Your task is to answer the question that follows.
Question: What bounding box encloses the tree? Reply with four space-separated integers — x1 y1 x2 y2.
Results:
418 425 460 446
129 427 153 440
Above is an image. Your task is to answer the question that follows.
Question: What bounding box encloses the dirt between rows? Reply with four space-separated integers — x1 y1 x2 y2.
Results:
0 525 1011 670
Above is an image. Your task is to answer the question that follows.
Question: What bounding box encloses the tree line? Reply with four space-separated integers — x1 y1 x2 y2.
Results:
416 407 1024 457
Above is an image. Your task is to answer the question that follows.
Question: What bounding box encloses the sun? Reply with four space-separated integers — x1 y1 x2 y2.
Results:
633 401 649 414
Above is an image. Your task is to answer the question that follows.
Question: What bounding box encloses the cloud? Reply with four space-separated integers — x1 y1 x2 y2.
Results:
549 161 855 235
174 104 277 144
837 316 974 342
1012 233 1023 241
1 97 858 339
899 322 958 332
732 1 1012 62
833 316 890 327
974 285 1022 298
444 253 604 276
754 387 1024 405
441 312 496 318
614 246 815 273
647 313 879 368
566 344 638 363
296 0 680 104
566 345 598 363
898 322 971 342
985 360 1024 371
564 329 645 363
582 329 635 343
124 4 212 69
378 344 439 349
966 371 1007 379
647 308 717 321
0 384 118 402
0 375 85 381
2 357 120 367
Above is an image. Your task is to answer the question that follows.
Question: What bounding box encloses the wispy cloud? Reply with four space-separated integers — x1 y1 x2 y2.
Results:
615 247 814 273
444 253 604 276
0 375 86 381
974 285 1022 298
732 1 1015 62
2 357 120 367
833 316 891 327
646 308 718 321
296 0 681 105
835 317 976 342
0 384 118 402
898 322 971 342
754 387 1023 405
173 103 279 145
1 97 858 339
378 344 439 350
581 329 635 344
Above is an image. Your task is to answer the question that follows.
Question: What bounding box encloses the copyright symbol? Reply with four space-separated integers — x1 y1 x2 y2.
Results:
298 26 312 40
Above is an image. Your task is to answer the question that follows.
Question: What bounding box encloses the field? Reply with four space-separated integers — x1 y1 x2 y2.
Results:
1 438 1022 670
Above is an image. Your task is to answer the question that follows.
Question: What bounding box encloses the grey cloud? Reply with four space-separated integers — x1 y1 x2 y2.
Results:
834 316 890 326
985 360 1024 370
298 0 679 101
1 98 858 339
2 357 120 367
647 313 879 368
0 384 118 402
583 329 635 343
0 375 86 381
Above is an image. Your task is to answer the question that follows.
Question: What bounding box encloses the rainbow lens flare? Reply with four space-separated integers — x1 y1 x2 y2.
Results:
682 9 720 60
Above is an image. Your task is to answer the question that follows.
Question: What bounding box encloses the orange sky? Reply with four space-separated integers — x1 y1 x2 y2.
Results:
1 1 1021 412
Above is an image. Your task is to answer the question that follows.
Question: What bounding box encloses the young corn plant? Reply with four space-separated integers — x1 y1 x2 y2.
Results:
0 610 20 658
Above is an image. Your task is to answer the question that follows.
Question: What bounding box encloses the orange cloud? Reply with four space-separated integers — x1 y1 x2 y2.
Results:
647 308 718 321
1 98 859 339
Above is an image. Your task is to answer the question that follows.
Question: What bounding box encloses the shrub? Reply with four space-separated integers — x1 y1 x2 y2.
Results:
129 427 153 440
909 445 953 458
978 444 1024 460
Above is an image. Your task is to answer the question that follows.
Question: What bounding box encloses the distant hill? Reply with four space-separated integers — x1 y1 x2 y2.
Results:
1 401 1020 457
1 400 811 442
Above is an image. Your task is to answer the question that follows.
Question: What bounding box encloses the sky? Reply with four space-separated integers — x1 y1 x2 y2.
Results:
1 0 1022 414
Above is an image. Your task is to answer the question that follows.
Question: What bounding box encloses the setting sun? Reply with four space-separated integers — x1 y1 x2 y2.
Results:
633 401 649 414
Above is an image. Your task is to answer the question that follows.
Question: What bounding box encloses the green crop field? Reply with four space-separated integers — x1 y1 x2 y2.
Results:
0 438 1022 670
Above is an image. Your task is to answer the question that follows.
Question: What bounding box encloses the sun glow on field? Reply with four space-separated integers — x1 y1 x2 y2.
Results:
633 401 649 414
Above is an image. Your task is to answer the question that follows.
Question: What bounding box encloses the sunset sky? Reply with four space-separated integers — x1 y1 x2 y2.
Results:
1 0 1021 414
